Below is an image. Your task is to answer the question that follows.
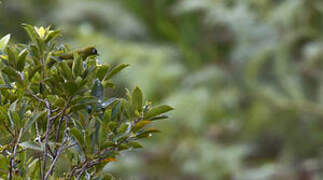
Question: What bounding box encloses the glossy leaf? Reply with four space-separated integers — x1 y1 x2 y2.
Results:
25 111 46 130
19 141 42 151
17 49 28 71
104 64 129 80
132 120 151 132
144 105 174 119
72 53 83 77
132 86 143 113
91 79 104 99
0 34 10 50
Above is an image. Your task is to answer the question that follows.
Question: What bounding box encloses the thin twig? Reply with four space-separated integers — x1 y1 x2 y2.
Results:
49 110 64 121
28 92 46 104
47 109 74 179
8 128 23 180
70 157 104 180
62 142 76 151
42 99 52 180
54 112 66 142
44 130 68 179
76 162 88 180
54 98 71 151
68 166 78 180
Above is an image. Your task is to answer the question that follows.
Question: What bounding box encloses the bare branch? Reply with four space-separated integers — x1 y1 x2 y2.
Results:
76 162 88 180
44 130 68 179
8 128 23 180
42 101 52 180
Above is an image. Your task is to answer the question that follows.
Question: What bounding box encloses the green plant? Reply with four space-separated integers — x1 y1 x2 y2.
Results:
0 25 173 179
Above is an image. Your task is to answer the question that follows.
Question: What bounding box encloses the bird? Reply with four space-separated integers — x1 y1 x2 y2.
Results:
59 46 98 60
47 46 98 67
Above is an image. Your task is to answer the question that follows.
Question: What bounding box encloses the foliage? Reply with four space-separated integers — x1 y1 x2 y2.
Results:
0 25 172 179
3 0 323 179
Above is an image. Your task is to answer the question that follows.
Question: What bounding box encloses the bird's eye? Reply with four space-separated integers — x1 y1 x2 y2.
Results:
92 48 98 54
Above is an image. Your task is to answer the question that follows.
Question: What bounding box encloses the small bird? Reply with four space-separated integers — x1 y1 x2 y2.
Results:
47 46 98 67
59 46 98 60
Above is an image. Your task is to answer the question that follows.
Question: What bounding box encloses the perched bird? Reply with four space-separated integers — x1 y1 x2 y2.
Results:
59 46 98 60
47 46 98 67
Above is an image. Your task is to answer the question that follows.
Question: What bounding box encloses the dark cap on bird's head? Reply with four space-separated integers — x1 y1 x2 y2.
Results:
91 47 98 55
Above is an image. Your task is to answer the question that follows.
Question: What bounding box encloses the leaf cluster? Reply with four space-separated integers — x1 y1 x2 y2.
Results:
0 25 173 179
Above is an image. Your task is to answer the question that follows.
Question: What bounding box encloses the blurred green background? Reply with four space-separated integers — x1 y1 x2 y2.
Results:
2 0 323 179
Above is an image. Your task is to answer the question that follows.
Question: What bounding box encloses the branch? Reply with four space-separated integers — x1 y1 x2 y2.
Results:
69 157 104 179
55 98 71 145
62 142 77 152
42 100 52 180
8 128 23 180
46 108 74 179
44 130 69 179
54 108 68 142
76 162 88 180
28 92 46 105
49 110 64 121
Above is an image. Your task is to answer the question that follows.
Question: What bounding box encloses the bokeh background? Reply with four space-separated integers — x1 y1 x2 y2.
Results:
2 0 323 179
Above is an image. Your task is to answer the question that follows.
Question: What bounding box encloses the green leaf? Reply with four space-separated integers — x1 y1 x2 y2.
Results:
101 141 114 150
144 105 174 119
29 45 40 62
117 123 129 134
70 101 96 112
25 111 45 130
6 46 17 68
132 86 143 113
96 64 110 81
104 64 129 80
111 102 121 120
54 97 66 107
8 111 19 129
132 120 151 132
23 24 38 43
136 128 160 139
98 122 107 145
102 80 115 88
17 49 28 71
22 24 45 50
150 115 169 121
121 99 131 118
2 66 23 84
45 30 61 43
117 144 129 151
102 108 110 120
18 102 27 120
71 96 97 105
108 122 118 131
100 98 117 109
28 158 41 178
58 61 73 80
28 65 41 80
62 81 79 96
19 141 42 151
91 79 104 99
128 141 143 149
72 53 83 77
70 127 85 148
0 34 10 50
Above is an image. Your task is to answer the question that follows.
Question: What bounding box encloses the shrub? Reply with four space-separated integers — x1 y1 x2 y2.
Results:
0 25 173 179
